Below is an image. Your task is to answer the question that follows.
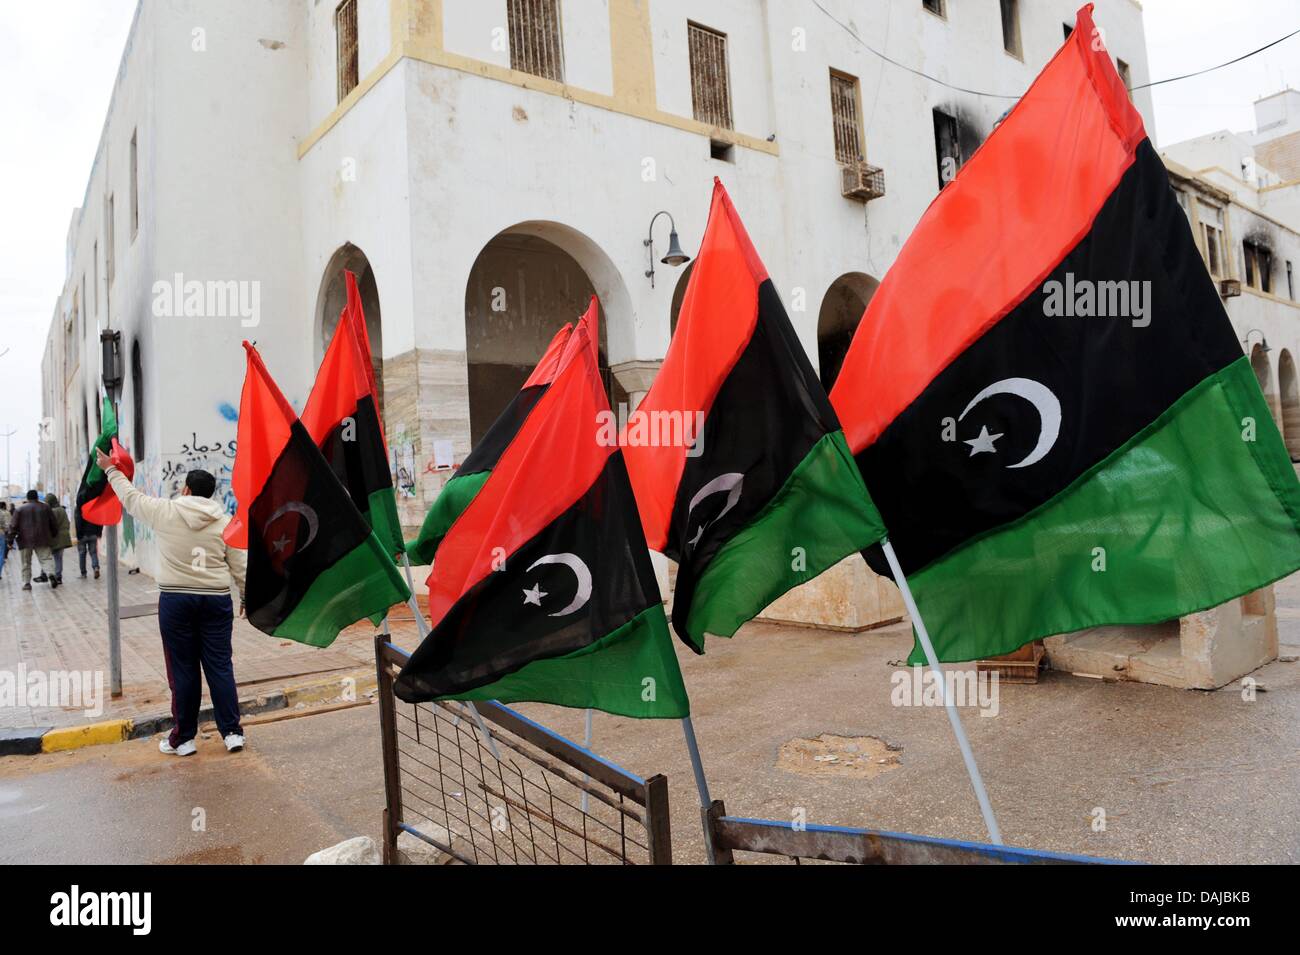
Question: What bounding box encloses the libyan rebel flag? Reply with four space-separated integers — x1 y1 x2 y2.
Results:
301 270 404 558
830 4 1300 664
405 322 572 566
225 342 410 647
623 179 887 652
76 398 133 525
394 300 689 718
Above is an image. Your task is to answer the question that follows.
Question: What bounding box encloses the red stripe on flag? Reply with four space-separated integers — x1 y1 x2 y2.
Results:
830 3 1146 455
425 297 611 629
224 341 296 548
301 303 371 445
623 178 768 551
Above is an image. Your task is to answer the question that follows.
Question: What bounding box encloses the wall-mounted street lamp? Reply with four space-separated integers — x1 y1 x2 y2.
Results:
1243 328 1270 354
644 210 691 289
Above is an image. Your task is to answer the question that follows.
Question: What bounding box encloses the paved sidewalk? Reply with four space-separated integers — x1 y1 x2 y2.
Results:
0 557 421 732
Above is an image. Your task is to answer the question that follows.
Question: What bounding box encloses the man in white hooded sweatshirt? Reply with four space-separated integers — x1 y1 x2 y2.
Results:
99 448 248 756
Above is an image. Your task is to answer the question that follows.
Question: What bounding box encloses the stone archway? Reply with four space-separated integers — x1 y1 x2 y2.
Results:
317 243 383 411
817 272 878 392
464 223 631 445
1280 349 1300 460
1251 343 1281 433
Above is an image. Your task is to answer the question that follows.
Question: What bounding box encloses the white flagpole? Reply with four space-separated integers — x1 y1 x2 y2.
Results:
398 551 501 762
880 539 1002 845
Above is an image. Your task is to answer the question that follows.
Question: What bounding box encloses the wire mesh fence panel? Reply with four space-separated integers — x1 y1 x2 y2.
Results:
376 638 671 865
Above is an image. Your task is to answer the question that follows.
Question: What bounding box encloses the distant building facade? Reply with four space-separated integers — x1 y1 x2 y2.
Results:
41 0 1155 577
1161 90 1300 456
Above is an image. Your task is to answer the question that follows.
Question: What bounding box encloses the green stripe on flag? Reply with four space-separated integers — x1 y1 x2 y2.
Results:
405 470 491 565
684 429 887 648
272 535 411 648
441 605 690 718
907 356 1300 664
366 486 406 559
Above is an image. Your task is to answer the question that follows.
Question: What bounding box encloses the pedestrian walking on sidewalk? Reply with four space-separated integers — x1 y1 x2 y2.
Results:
46 493 71 586
75 506 102 579
13 490 58 590
0 502 11 581
99 448 248 757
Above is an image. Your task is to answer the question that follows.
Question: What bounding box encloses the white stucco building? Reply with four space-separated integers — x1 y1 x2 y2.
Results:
1160 91 1300 453
42 0 1156 579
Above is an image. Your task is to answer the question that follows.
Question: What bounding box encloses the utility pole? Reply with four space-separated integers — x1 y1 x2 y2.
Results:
101 330 124 698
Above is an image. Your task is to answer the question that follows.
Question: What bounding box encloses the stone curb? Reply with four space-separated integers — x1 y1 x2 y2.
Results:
1 668 372 757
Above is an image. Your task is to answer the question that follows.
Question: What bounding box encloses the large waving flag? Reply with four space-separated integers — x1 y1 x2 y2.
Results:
623 179 887 652
830 4 1300 664
76 398 130 525
394 300 689 719
301 270 404 558
405 322 572 566
226 342 410 647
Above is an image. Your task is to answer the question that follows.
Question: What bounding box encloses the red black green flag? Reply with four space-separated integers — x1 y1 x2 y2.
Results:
394 300 689 719
226 342 410 647
405 322 572 566
623 179 887 652
301 270 404 558
76 398 131 525
830 4 1300 664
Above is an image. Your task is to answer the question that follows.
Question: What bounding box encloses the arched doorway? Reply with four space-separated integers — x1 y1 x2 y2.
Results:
817 272 878 391
464 224 629 445
1279 349 1300 459
317 243 383 411
1251 342 1281 433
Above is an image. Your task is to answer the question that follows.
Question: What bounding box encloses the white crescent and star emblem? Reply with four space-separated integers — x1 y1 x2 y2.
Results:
685 472 744 550
957 377 1062 469
264 501 320 555
522 553 592 617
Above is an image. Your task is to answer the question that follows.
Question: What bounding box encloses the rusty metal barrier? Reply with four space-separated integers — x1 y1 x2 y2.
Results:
375 636 672 865
701 801 1118 865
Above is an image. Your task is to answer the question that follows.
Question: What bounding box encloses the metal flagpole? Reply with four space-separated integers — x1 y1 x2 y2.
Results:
397 550 501 761
880 538 1002 845
680 715 711 808
580 707 594 812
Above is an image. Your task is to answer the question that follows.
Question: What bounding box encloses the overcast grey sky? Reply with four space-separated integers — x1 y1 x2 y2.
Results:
1 0 1297 495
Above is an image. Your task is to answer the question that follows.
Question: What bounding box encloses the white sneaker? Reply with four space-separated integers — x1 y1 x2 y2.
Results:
159 737 197 757
223 733 245 752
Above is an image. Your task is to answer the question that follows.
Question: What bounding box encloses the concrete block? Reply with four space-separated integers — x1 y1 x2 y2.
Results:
759 556 906 631
1044 586 1279 689
304 835 381 865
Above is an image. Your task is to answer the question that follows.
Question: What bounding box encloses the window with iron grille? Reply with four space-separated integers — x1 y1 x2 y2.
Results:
508 0 565 82
922 0 946 18
688 22 733 130
829 71 862 165
336 0 359 103
933 108 960 191
999 0 1022 57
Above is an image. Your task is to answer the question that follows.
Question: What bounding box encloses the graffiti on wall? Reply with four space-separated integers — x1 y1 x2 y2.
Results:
390 422 417 498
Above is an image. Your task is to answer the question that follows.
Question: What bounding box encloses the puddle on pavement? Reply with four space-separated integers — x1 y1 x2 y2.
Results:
777 733 902 779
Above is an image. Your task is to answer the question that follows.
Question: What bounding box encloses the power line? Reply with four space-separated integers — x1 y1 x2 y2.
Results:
808 0 1300 100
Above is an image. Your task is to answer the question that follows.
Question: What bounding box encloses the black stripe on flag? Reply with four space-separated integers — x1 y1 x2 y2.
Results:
859 140 1243 576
